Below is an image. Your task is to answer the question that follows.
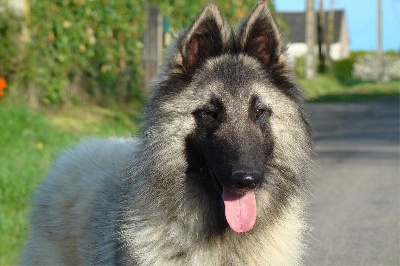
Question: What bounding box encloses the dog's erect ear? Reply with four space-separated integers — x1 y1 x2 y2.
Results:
238 2 285 67
176 3 227 72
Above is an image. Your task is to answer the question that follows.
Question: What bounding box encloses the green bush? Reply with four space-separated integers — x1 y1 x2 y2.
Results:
159 0 279 29
0 2 24 81
333 50 399 85
332 56 363 86
294 56 306 79
27 0 147 104
0 0 148 105
1 0 280 105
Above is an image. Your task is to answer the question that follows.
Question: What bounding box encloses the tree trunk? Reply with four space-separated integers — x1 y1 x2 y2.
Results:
317 0 326 73
326 0 334 69
306 0 316 78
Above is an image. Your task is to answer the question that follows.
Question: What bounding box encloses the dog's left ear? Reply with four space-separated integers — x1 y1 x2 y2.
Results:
238 2 285 67
176 3 228 72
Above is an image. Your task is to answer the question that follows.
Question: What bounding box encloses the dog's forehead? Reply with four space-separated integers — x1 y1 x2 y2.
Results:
203 55 263 89
189 56 253 94
189 55 279 104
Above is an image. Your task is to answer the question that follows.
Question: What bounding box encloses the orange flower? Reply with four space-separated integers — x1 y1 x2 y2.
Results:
0 77 7 98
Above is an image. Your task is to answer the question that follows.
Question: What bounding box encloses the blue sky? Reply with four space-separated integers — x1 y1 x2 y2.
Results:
275 0 400 51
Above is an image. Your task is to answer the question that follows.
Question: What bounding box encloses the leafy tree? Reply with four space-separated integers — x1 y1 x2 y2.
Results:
0 0 280 105
156 0 279 30
26 0 146 104
0 1 24 81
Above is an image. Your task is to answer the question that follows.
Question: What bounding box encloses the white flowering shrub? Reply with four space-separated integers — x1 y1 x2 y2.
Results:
353 54 400 81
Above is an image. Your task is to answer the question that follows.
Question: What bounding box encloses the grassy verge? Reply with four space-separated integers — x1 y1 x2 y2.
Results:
0 102 142 264
299 74 400 103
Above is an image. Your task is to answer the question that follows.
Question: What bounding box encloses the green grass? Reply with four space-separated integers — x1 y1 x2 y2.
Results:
0 102 142 265
299 75 400 103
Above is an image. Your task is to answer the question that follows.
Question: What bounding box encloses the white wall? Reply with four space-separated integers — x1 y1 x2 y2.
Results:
287 42 346 63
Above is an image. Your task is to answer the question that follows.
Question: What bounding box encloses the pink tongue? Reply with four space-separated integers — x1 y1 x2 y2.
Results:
222 188 257 233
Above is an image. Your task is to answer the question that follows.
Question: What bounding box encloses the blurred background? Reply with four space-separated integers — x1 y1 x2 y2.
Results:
0 0 398 264
0 0 398 106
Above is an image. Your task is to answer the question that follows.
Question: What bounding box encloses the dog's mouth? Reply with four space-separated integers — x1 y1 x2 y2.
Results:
208 167 257 233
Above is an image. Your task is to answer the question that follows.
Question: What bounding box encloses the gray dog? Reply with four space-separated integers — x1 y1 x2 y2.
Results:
22 2 313 265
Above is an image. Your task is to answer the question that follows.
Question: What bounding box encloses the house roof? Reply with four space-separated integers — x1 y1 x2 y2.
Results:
278 10 345 43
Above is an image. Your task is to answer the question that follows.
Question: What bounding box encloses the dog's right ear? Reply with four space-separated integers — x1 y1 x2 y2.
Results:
174 3 228 73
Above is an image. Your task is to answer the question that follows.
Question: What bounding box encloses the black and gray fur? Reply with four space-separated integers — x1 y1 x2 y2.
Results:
22 3 312 265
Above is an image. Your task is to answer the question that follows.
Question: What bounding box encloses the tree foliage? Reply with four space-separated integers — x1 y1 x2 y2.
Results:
158 0 276 29
27 0 147 104
0 1 24 82
0 0 278 105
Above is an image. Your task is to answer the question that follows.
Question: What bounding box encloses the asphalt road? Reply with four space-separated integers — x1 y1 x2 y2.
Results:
306 97 400 266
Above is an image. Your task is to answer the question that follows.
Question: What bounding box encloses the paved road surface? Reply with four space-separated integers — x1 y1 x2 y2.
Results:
306 97 399 265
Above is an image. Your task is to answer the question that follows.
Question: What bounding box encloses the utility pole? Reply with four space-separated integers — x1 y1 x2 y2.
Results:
377 0 383 82
306 0 316 78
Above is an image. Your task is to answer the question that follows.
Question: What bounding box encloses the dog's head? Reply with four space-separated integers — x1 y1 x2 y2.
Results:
143 3 312 234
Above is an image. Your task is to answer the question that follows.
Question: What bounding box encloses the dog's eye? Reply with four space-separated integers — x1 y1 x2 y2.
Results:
255 109 264 118
255 108 271 119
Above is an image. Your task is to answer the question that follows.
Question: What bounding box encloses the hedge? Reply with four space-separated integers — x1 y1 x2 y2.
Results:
332 56 363 86
0 0 278 105
0 2 24 86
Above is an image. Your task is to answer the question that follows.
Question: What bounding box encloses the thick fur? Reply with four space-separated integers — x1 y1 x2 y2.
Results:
22 3 312 266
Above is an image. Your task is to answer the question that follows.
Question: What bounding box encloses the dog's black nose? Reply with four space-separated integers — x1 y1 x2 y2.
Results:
230 170 262 190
